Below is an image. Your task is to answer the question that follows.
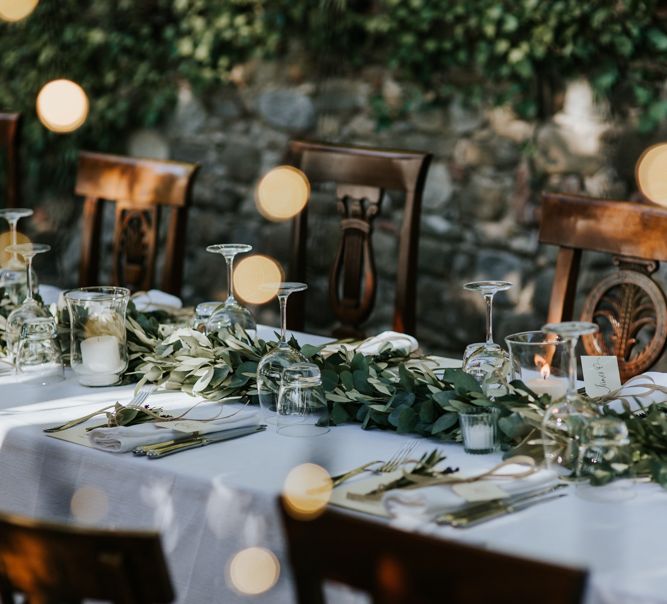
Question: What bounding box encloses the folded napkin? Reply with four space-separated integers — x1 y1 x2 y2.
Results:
602 372 667 413
383 466 558 522
322 331 418 357
132 289 183 312
88 410 259 453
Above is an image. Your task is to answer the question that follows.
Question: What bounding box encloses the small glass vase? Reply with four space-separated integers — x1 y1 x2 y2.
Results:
458 408 500 454
65 287 130 386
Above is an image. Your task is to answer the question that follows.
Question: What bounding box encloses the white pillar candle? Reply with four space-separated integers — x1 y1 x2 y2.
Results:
465 424 493 450
523 367 568 399
80 335 122 373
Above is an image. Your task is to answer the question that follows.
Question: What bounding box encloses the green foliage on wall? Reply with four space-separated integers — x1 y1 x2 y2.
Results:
0 0 665 198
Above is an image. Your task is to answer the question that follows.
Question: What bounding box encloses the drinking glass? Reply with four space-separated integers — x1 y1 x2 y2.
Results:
0 208 34 303
576 417 635 502
540 321 600 479
277 363 330 437
66 287 130 386
205 244 256 337
15 317 64 385
5 243 51 360
505 331 569 399
256 282 308 424
193 301 221 332
462 281 512 396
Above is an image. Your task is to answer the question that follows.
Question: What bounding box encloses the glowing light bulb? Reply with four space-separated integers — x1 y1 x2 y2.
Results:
636 143 667 207
0 0 38 22
256 166 310 222
70 485 108 523
36 79 89 133
233 255 283 304
227 547 280 595
282 463 332 520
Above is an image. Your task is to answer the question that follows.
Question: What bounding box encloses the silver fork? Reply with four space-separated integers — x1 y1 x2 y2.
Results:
44 383 157 433
331 440 419 488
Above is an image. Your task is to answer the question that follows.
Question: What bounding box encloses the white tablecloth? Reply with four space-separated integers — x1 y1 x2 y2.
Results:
0 325 666 603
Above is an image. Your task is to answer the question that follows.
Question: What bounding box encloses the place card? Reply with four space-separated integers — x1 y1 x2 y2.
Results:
581 355 622 397
154 419 209 434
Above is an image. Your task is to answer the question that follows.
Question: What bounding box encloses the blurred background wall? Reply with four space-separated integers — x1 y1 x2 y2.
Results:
2 0 667 354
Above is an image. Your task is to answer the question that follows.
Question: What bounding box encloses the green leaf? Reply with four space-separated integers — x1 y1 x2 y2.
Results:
431 412 458 435
322 369 339 391
443 369 483 394
331 403 351 425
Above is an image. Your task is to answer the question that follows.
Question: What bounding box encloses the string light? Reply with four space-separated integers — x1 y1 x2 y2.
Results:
282 463 332 520
36 79 89 133
227 547 280 595
233 255 283 304
636 143 667 207
70 485 108 523
0 0 38 22
255 166 310 222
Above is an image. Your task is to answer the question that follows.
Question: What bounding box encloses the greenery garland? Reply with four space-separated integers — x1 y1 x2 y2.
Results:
126 309 667 489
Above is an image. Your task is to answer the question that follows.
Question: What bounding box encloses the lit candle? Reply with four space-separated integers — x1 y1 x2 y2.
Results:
465 424 494 450
525 364 568 399
80 335 122 373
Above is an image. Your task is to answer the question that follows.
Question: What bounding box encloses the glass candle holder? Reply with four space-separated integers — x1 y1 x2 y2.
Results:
15 317 64 385
458 408 500 454
277 363 330 437
192 301 220 333
65 287 130 386
505 331 569 399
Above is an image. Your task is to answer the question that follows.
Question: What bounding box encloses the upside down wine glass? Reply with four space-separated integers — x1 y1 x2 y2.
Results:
257 282 308 425
540 321 600 479
205 244 256 337
0 208 34 303
5 243 51 361
462 281 512 396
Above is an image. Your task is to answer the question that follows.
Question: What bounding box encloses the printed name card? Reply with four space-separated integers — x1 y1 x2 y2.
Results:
452 482 509 502
581 356 622 397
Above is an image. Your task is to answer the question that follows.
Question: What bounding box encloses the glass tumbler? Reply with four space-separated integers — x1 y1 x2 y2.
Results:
277 363 330 437
458 408 500 454
193 301 221 333
65 287 130 386
15 317 64 385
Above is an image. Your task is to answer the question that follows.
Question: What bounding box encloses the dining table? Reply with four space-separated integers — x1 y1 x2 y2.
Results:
0 323 666 604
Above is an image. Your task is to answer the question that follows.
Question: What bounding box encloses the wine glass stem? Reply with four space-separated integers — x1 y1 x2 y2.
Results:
483 293 495 344
225 255 236 303
566 336 579 400
25 256 34 302
8 218 18 265
278 294 289 344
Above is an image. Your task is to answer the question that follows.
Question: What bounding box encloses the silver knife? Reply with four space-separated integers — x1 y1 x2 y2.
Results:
435 484 566 525
133 425 266 458
445 492 566 528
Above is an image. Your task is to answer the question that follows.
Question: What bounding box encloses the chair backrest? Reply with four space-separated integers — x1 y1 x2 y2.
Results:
0 511 174 604
539 192 667 380
75 151 199 296
286 140 431 338
281 502 588 604
0 112 21 208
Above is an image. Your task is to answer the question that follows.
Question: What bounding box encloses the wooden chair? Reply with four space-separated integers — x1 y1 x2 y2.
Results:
0 511 174 603
0 113 21 208
540 192 667 380
75 151 199 296
280 501 588 604
285 140 432 338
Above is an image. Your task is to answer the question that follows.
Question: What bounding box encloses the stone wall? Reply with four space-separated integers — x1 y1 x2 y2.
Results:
39 59 667 356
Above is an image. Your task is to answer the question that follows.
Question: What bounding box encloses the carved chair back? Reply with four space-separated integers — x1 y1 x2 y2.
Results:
286 140 431 338
0 511 173 604
0 113 21 208
281 501 588 604
540 192 667 380
75 151 199 296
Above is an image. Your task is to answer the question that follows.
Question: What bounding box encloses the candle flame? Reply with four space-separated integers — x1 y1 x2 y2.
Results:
540 363 551 380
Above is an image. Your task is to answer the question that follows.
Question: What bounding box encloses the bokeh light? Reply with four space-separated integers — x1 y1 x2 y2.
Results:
0 0 38 21
36 79 89 133
70 485 108 523
636 143 667 207
282 463 332 520
255 166 310 222
227 547 280 595
0 231 30 267
233 254 283 304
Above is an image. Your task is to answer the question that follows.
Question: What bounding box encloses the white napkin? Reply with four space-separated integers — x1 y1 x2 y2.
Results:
88 410 259 453
132 289 183 312
323 331 418 357
38 284 62 307
603 372 667 413
383 467 558 521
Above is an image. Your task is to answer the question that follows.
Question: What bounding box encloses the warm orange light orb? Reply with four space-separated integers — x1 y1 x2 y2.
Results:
233 255 283 304
227 547 280 595
636 143 667 207
36 79 89 133
70 485 109 523
282 463 332 520
255 166 310 222
0 0 38 21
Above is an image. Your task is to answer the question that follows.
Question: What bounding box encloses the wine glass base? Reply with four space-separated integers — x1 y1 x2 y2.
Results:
277 424 330 437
